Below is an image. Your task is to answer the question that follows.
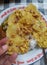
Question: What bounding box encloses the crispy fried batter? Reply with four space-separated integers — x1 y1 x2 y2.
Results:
24 4 42 20
6 4 47 54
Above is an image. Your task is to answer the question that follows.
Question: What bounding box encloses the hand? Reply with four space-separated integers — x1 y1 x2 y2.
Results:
0 38 18 65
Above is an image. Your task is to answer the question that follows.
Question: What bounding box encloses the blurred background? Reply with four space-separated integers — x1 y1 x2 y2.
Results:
0 0 47 18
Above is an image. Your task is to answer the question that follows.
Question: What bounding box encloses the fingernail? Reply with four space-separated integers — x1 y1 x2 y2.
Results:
2 45 8 50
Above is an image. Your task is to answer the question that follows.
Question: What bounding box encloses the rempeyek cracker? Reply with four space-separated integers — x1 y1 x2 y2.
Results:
5 4 47 54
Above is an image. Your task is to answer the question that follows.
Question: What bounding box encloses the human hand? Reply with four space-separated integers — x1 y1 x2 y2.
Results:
0 38 17 65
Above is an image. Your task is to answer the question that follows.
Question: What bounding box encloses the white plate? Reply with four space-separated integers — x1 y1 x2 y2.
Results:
0 5 47 65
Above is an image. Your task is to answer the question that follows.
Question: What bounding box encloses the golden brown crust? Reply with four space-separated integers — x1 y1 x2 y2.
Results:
6 4 47 54
24 4 42 20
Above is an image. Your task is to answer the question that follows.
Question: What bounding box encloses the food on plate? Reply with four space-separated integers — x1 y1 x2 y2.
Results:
8 9 32 25
32 15 47 48
6 12 37 54
24 4 42 20
1 4 47 54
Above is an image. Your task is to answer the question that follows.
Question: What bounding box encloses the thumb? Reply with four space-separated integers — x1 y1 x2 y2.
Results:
0 45 8 55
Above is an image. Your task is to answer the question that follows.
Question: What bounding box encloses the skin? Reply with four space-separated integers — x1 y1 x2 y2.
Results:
0 38 18 65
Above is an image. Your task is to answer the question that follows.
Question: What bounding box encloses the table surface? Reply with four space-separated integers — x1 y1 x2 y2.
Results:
0 0 47 65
